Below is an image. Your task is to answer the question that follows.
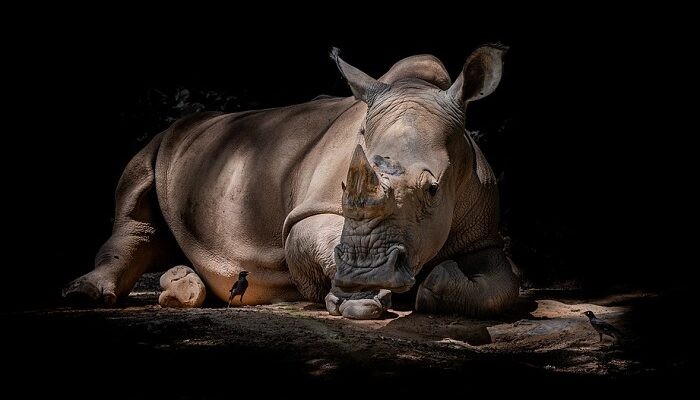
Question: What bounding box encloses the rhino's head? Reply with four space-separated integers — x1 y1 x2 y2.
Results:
331 46 505 294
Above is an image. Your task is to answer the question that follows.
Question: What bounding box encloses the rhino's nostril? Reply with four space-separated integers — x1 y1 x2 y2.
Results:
394 249 407 271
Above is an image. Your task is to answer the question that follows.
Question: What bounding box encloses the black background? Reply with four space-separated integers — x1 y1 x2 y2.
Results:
9 9 688 310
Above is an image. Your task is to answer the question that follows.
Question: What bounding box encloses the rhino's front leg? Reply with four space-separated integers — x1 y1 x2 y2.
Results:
285 213 392 319
415 247 519 316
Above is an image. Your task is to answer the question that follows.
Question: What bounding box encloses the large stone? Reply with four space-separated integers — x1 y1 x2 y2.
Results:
158 266 206 308
325 289 392 319
486 300 626 351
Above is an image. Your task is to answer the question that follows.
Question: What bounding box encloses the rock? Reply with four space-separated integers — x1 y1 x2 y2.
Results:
486 300 625 352
339 298 384 319
158 266 206 308
325 288 393 319
375 289 392 309
325 292 342 316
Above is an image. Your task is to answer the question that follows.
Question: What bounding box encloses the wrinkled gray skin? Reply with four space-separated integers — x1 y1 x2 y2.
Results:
63 46 519 319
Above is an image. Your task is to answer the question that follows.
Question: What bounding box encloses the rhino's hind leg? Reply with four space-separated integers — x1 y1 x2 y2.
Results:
158 266 206 308
415 247 519 316
63 133 180 306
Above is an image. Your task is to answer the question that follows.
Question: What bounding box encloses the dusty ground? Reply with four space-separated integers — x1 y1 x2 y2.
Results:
5 274 690 397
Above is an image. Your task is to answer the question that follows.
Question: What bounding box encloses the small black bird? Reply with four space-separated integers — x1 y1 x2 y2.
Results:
227 271 250 307
583 311 623 343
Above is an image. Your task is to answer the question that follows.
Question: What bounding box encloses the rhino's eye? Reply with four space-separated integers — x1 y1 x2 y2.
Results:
428 182 439 196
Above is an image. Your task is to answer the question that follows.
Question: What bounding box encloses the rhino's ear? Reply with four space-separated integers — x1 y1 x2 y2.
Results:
448 44 507 107
331 47 389 105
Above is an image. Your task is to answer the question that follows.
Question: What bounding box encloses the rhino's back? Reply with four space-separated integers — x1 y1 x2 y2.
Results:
153 97 356 287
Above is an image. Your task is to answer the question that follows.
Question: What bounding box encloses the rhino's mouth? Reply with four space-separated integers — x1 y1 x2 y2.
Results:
333 243 416 293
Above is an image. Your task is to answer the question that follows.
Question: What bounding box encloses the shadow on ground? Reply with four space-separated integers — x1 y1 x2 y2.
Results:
3 274 690 397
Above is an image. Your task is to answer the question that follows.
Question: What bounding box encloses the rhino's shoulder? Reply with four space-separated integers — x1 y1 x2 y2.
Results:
169 111 225 133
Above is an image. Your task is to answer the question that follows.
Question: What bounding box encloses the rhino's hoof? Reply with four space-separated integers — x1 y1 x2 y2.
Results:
325 289 392 319
158 266 206 308
62 272 117 307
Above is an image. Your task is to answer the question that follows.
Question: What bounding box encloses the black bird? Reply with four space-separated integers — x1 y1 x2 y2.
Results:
583 311 623 343
227 271 250 307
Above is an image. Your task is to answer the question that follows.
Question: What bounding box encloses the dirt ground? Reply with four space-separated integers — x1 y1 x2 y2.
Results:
5 274 690 397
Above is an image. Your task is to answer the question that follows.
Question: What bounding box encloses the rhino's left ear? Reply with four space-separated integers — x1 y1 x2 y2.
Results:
331 47 389 106
448 44 507 107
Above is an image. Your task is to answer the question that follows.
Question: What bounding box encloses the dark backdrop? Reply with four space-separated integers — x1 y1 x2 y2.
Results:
10 12 686 309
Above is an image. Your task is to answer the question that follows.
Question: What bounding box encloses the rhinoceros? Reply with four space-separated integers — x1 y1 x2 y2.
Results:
63 45 519 319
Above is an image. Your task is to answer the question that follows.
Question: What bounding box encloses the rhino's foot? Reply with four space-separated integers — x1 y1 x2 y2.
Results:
325 288 392 319
158 266 206 308
62 272 117 306
415 254 519 316
415 262 454 313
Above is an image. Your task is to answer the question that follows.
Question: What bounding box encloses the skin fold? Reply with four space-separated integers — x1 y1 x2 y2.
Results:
63 46 519 319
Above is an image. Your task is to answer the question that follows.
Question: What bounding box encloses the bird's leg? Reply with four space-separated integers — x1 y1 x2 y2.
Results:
599 333 603 342
239 293 244 303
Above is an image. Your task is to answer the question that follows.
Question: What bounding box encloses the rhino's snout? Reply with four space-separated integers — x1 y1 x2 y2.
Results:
333 244 415 293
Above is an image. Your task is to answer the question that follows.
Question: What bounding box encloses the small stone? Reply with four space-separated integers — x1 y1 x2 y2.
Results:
324 292 342 316
339 298 383 319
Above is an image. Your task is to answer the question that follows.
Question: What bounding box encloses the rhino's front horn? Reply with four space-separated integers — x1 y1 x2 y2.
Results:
346 145 380 199
343 145 389 216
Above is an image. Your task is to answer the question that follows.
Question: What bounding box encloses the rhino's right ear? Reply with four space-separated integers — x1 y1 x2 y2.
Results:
331 47 389 106
448 44 507 108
